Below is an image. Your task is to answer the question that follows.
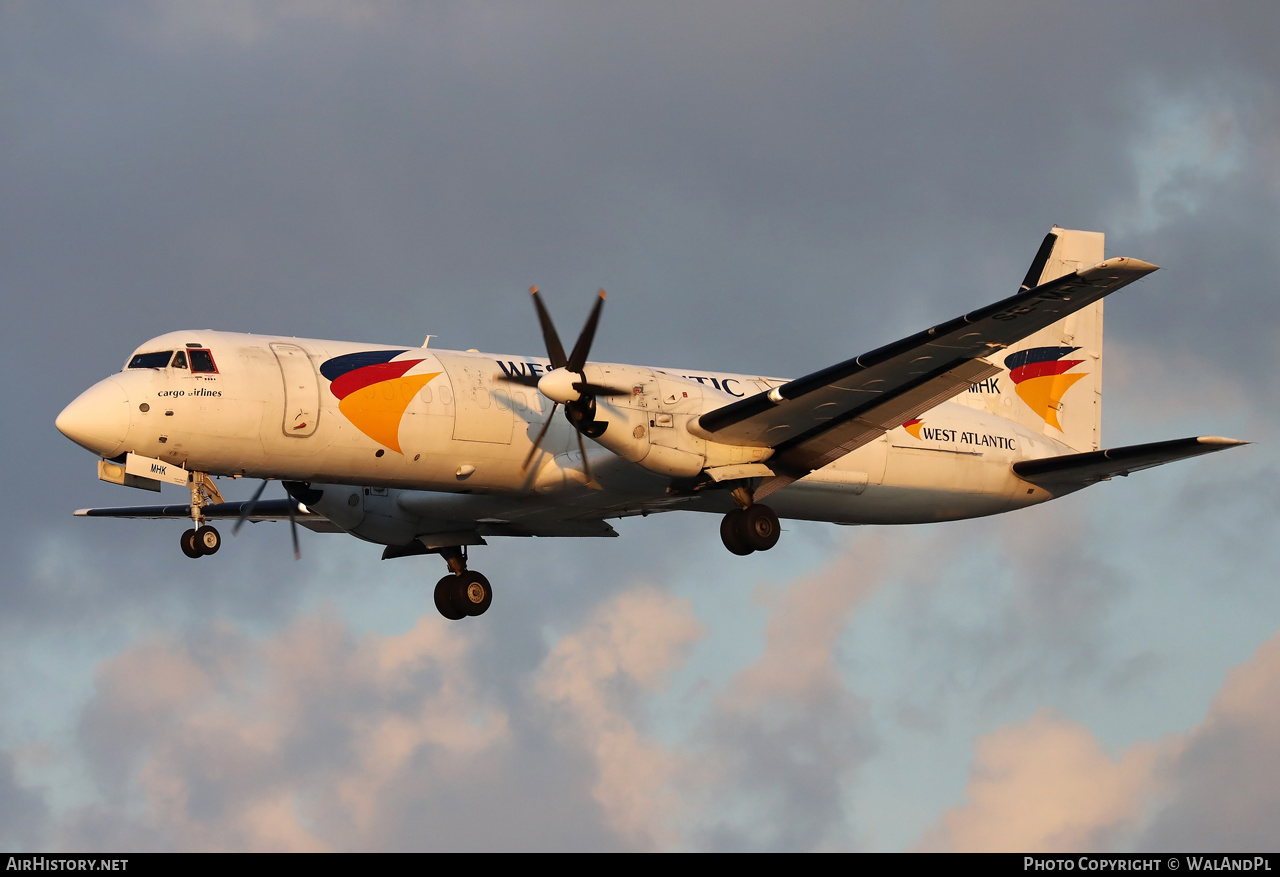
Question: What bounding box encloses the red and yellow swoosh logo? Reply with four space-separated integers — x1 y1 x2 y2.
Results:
903 418 924 439
1004 346 1085 430
320 350 439 453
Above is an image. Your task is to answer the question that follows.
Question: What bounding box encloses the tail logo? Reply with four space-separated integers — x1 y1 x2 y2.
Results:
320 350 440 453
1004 346 1086 431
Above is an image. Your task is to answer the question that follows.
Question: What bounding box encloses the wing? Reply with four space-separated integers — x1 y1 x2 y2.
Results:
697 256 1157 497
73 499 345 533
1012 436 1248 493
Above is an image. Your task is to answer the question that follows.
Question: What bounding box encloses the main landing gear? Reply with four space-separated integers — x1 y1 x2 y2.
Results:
433 546 493 620
179 471 224 559
719 486 781 556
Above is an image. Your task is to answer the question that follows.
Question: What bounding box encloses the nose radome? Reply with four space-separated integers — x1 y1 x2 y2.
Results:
56 378 131 458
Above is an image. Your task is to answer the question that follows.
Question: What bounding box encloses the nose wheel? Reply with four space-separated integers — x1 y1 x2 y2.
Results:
180 525 222 558
720 503 780 555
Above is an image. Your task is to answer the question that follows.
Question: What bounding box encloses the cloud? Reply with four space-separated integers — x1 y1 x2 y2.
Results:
1140 632 1280 850
41 542 891 852
535 588 704 849
919 630 1280 852
66 613 511 851
918 710 1171 852
689 540 883 851
0 749 50 850
122 0 396 47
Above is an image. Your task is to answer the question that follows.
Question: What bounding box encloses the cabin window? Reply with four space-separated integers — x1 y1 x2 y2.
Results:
128 351 173 369
189 349 218 373
170 351 188 370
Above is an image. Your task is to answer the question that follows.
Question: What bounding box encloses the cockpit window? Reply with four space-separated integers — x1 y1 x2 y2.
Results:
128 351 173 369
189 349 218 373
170 351 188 370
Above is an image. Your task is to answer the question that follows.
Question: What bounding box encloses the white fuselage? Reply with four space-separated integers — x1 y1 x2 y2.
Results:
60 330 1070 535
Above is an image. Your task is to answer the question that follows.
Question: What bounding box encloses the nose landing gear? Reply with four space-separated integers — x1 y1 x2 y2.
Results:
433 546 493 620
181 524 222 558
180 472 224 559
719 486 781 556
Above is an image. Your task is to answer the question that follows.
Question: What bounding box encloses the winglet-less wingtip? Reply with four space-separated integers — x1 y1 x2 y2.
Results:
1196 436 1250 447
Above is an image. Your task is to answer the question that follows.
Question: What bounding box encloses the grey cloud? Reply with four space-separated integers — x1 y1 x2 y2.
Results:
3 1 1279 852
919 631 1280 852
688 543 883 851
0 750 50 851
1140 634 1280 851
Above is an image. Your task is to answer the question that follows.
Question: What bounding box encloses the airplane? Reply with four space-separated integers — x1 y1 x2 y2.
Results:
56 227 1246 620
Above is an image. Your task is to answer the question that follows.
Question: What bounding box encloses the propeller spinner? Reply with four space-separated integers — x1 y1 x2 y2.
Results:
497 287 628 483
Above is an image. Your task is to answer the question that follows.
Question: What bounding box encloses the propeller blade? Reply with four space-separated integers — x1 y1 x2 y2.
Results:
522 402 560 471
530 286 568 370
566 289 606 374
233 479 269 535
573 381 630 397
494 372 541 388
286 498 301 560
575 428 599 489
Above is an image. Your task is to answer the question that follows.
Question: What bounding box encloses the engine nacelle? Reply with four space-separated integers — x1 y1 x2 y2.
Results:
577 365 770 480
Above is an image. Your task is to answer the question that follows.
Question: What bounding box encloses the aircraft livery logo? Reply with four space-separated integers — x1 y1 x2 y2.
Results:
320 350 440 453
903 418 924 439
1004 346 1086 431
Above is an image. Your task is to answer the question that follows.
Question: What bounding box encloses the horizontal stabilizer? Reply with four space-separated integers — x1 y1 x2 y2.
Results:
74 499 344 533
1013 436 1248 491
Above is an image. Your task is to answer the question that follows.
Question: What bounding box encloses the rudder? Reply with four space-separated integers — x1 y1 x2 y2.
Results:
957 227 1104 452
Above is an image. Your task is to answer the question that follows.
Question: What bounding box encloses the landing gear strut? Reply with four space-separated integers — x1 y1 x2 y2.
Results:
719 486 781 556
180 472 224 559
433 547 493 620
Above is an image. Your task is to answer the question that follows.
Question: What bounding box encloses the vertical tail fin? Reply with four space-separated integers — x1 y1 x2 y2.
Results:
957 227 1104 452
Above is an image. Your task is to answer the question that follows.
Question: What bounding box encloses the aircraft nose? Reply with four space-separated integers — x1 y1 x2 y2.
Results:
56 378 132 458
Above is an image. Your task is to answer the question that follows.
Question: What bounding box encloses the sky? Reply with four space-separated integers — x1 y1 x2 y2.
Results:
2 1 1278 852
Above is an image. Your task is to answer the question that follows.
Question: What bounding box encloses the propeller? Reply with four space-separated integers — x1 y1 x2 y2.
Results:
497 286 629 484
233 479 302 560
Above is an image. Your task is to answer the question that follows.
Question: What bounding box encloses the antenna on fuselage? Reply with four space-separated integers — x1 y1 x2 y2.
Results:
422 335 435 347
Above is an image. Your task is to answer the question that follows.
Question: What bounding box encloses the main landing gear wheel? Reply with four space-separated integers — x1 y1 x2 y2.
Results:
455 570 493 616
720 504 781 555
742 504 780 551
434 571 493 620
434 576 467 620
720 510 754 556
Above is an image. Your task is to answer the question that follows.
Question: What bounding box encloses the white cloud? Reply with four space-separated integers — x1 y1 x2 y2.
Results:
918 630 1280 852
917 710 1172 852
688 541 882 851
535 588 704 849
67 613 510 851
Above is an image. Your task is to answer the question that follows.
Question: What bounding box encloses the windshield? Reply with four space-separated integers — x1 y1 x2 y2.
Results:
189 349 217 373
128 351 173 369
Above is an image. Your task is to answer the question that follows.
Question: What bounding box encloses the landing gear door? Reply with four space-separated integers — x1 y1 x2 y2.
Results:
270 343 320 437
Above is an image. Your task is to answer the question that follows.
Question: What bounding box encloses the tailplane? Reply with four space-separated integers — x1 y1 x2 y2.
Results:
958 227 1107 452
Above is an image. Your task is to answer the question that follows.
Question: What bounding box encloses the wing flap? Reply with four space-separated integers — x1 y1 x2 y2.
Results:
773 357 1002 474
1012 436 1248 491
